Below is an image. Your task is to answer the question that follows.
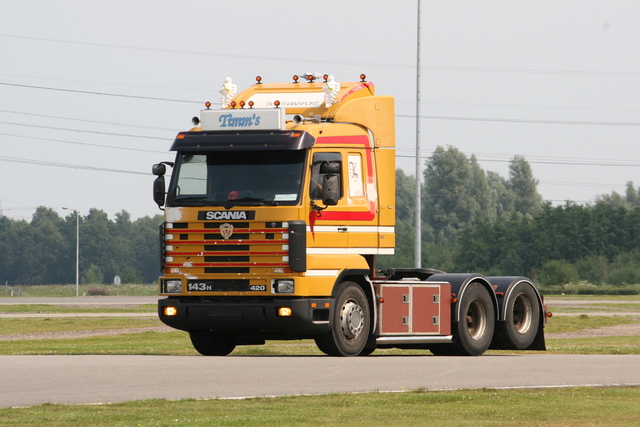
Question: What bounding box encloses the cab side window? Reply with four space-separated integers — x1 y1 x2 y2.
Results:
310 152 342 200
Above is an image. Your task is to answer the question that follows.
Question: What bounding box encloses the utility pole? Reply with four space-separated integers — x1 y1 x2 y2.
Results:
414 0 422 268
62 207 80 297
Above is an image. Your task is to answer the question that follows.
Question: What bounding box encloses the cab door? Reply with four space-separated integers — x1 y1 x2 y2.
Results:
307 151 348 250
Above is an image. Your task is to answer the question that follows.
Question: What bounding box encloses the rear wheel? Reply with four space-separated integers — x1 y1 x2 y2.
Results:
189 330 236 356
315 282 371 356
450 283 495 356
499 282 541 349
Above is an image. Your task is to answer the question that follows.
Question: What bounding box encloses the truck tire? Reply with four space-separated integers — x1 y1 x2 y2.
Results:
451 282 495 356
189 330 236 356
497 282 540 349
314 281 371 356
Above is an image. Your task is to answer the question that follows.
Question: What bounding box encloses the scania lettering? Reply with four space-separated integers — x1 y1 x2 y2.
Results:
201 211 251 220
153 73 550 356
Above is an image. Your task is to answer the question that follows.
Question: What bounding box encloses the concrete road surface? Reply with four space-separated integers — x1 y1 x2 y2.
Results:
2 354 639 408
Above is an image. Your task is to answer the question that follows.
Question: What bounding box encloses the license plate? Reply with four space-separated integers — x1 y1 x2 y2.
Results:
186 281 265 292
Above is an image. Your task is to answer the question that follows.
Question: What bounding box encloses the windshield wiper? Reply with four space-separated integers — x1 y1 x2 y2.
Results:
173 196 225 207
225 197 279 207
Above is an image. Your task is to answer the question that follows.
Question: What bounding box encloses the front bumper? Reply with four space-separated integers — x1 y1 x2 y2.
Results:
158 297 334 335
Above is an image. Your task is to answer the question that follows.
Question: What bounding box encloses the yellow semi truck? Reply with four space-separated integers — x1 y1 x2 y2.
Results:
153 74 548 356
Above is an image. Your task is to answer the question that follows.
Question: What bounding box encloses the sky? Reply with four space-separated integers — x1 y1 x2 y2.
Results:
1 0 639 221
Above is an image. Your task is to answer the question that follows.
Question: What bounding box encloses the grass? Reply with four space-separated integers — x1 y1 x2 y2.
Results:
543 314 639 334
0 317 160 335
0 306 638 355
546 336 640 354
2 283 157 297
0 304 156 314
1 319 638 356
1 387 639 426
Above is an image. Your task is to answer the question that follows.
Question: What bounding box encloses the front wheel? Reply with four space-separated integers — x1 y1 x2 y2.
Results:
450 282 495 356
314 282 371 356
189 330 236 356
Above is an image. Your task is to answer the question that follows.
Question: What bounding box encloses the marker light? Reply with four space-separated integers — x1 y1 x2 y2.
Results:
293 75 299 83
306 74 314 82
323 74 329 82
256 76 262 84
274 100 281 108
239 101 245 108
277 307 293 317
163 306 178 317
230 101 236 108
248 101 254 108
205 101 211 109
360 74 366 82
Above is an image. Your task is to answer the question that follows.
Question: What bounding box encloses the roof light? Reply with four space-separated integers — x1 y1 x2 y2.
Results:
306 74 314 83
256 76 262 84
293 75 299 83
239 101 245 108
229 101 236 108
274 100 281 108
323 74 329 82
360 74 367 82
205 101 211 109
248 101 254 109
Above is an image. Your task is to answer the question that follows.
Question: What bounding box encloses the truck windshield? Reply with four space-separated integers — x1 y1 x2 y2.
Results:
167 150 306 207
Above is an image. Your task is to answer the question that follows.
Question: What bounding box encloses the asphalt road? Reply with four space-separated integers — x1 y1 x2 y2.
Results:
2 354 639 408
1 296 639 408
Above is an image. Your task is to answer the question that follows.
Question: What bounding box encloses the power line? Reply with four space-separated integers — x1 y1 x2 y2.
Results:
0 155 148 175
3 33 640 76
0 120 171 141
396 152 640 167
0 82 201 104
0 132 167 154
396 113 640 127
0 72 203 93
0 108 178 132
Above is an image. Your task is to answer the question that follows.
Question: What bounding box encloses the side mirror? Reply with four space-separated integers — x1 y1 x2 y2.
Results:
153 176 166 208
152 163 166 176
319 161 340 174
321 175 339 206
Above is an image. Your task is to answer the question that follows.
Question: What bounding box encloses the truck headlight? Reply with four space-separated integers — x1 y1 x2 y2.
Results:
164 279 182 293
273 279 294 294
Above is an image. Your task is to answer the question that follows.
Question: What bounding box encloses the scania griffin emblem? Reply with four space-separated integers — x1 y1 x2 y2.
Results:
219 223 234 239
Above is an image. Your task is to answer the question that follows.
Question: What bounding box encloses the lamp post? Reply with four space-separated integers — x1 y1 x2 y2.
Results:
62 207 79 297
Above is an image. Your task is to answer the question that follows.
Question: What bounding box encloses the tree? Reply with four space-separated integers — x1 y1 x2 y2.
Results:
508 155 542 216
487 171 514 218
624 181 639 208
424 146 495 240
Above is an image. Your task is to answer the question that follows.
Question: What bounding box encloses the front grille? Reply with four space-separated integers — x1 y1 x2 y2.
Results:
164 219 290 278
